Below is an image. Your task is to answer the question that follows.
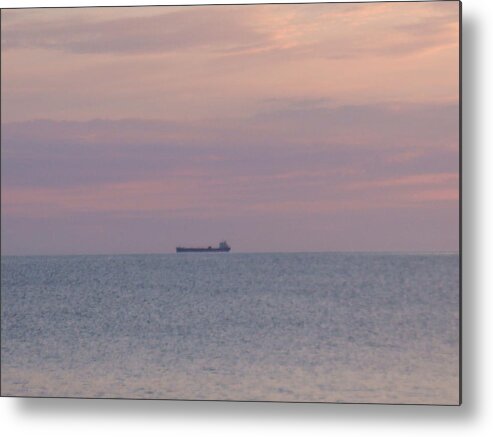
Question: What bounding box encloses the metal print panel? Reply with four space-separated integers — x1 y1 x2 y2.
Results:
0 1 461 404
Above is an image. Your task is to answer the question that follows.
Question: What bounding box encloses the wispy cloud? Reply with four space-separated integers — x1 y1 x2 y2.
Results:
2 103 458 225
2 2 458 59
347 173 458 190
1 101 458 191
1 7 270 55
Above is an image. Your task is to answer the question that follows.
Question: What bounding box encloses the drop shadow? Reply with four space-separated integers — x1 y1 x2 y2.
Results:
11 397 467 423
460 8 479 421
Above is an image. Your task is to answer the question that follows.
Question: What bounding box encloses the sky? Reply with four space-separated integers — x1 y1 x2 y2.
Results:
1 1 460 255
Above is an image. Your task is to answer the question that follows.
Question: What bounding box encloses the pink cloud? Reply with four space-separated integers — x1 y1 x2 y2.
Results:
347 173 458 190
410 189 459 203
2 179 204 218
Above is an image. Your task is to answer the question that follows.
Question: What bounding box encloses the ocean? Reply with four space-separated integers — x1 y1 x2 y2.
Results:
0 252 460 404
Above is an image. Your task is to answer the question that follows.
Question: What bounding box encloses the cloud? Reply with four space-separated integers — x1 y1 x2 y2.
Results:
1 101 458 191
1 2 459 60
260 97 332 111
347 173 458 190
1 4 459 125
2 166 458 221
314 1 459 60
251 102 459 150
2 101 459 241
1 7 271 55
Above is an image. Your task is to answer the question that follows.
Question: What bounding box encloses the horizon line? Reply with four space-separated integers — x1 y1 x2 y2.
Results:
1 249 460 258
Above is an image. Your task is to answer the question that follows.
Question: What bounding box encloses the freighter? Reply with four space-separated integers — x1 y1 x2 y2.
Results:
176 241 231 253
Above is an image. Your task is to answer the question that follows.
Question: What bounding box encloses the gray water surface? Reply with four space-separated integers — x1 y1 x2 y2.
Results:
1 252 460 403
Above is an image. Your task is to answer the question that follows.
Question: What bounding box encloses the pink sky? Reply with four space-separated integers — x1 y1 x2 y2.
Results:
1 2 460 255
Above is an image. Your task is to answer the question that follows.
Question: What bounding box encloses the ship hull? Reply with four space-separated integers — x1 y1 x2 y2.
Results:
176 247 231 253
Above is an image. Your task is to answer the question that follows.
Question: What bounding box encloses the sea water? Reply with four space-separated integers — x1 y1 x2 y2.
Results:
1 252 459 404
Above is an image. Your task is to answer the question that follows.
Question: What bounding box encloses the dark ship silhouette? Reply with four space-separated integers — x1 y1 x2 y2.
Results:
176 241 231 253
